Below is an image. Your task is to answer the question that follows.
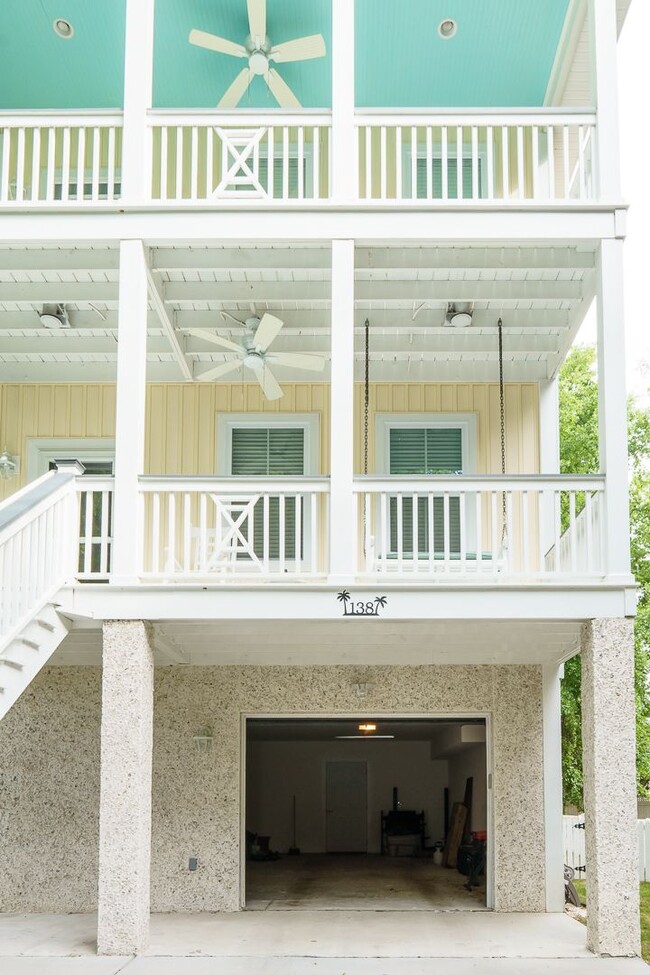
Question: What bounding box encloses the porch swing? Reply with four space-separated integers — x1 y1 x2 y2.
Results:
363 315 509 572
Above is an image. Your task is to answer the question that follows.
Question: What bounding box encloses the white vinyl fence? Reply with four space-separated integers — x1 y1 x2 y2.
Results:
564 815 650 882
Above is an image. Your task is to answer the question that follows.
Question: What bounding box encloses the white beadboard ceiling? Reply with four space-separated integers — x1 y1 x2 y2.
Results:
0 243 596 384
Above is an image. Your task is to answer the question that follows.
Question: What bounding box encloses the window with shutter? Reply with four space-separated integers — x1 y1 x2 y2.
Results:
233 153 311 198
388 427 463 556
231 427 305 559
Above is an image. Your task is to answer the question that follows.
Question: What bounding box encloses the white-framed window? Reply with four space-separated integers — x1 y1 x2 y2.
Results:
216 414 319 562
401 143 486 200
376 414 477 558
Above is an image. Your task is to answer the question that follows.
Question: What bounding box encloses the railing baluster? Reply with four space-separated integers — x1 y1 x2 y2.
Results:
380 491 388 572
412 491 419 574
175 126 183 200
31 127 41 202
491 491 498 564
474 490 483 573
364 493 372 572
486 125 494 200
190 125 198 200
152 491 160 574
267 125 274 196
531 126 539 200
459 491 466 573
295 493 302 571
76 125 85 200
585 491 594 572
501 125 509 199
471 125 479 199
263 494 270 573
282 126 289 199
522 490 529 574
206 125 213 197
0 127 10 201
426 125 433 200
100 490 110 575
443 493 451 570
310 492 318 574
15 126 26 201
427 493 435 573
161 127 169 201
365 125 371 199
297 126 304 199
517 125 525 198
183 493 191 572
279 493 286 573
569 492 577 573
578 124 586 200
167 492 176 574
395 126 402 200
547 125 555 199
46 127 56 201
410 125 417 200
396 494 403 571
562 125 570 198
441 126 448 200
380 125 387 199
456 125 463 199
107 125 116 201
553 491 561 574
92 126 100 200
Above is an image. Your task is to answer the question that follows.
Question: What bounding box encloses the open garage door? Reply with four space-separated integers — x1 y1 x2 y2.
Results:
244 716 491 911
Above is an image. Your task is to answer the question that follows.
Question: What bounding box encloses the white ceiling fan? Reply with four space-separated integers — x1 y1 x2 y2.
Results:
189 0 326 109
190 312 326 400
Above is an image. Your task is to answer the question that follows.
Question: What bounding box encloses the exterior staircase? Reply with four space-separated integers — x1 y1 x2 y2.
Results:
0 464 81 720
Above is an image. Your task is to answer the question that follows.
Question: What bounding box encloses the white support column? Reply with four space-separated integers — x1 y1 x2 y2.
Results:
122 0 155 203
596 238 632 581
542 663 565 912
329 239 356 582
581 618 640 957
590 0 622 199
98 621 154 955
111 240 149 583
539 377 560 556
331 0 356 202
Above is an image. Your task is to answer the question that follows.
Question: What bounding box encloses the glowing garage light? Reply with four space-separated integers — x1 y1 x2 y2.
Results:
358 723 377 733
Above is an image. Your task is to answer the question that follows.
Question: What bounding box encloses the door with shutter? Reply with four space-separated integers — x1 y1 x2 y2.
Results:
230 426 305 561
388 426 463 558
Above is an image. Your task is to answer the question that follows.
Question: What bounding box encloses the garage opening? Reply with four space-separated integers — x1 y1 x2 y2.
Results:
244 716 490 911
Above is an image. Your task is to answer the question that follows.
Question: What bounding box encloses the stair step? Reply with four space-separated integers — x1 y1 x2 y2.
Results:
36 619 56 632
19 638 40 650
0 658 24 671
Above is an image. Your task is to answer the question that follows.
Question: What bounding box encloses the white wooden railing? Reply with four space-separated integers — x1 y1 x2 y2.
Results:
148 111 331 202
139 476 329 579
356 110 597 202
354 475 606 579
0 471 78 649
0 112 122 204
76 477 114 580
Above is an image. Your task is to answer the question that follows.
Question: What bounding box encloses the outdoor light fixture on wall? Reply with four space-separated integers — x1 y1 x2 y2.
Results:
351 682 371 699
0 446 19 479
192 728 214 753
39 304 71 329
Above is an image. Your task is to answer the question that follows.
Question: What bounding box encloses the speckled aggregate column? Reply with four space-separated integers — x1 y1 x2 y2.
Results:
97 621 154 955
581 618 640 957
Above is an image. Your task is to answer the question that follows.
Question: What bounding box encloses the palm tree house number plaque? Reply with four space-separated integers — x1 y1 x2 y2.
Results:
337 592 388 617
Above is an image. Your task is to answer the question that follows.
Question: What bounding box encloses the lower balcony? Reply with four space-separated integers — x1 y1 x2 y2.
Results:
74 473 605 584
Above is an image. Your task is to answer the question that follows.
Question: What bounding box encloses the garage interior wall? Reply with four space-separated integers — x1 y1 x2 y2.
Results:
246 739 449 853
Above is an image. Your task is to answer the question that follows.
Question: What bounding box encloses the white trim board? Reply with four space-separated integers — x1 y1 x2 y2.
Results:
26 437 115 481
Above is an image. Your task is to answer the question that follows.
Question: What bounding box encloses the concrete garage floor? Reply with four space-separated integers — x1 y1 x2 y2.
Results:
0 911 649 974
246 854 487 910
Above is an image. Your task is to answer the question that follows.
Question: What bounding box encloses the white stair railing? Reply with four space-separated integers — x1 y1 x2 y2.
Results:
0 469 79 651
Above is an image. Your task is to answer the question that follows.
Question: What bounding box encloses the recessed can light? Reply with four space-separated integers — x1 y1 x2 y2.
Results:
438 19 457 39
53 18 74 39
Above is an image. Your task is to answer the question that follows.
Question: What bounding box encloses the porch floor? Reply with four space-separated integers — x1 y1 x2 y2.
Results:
246 855 487 910
1 912 649 973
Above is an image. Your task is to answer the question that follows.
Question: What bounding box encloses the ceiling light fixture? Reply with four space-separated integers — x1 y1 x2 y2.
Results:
438 19 457 39
53 18 74 39
39 304 71 329
445 303 474 328
335 735 395 740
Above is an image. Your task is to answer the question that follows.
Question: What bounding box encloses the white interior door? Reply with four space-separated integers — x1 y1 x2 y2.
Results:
325 761 368 853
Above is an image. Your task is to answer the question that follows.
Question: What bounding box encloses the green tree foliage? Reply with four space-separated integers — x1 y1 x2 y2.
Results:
559 346 650 807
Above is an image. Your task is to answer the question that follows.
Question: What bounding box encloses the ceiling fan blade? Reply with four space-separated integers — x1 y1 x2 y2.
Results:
218 68 253 109
265 68 302 108
186 328 244 354
270 34 326 63
269 352 326 372
189 29 247 59
257 366 283 401
253 313 284 352
196 360 244 382
247 0 266 43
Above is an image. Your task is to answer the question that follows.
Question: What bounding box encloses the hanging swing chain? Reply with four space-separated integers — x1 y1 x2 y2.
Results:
498 317 507 542
364 317 370 476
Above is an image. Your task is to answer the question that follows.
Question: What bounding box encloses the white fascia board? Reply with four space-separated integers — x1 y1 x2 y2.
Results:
59 582 634 625
0 207 625 245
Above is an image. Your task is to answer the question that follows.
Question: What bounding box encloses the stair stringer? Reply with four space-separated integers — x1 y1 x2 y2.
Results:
0 602 71 721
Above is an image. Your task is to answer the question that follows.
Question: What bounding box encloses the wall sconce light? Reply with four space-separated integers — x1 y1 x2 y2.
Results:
192 728 214 754
0 446 18 480
352 682 371 699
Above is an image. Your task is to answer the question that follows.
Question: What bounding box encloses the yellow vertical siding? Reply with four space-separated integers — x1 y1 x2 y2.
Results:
0 381 538 501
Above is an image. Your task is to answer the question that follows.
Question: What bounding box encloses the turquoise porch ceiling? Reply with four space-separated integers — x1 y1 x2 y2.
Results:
0 0 125 110
0 1 569 111
153 0 332 109
355 0 570 107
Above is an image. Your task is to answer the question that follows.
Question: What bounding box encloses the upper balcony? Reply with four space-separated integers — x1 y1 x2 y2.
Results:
0 0 628 212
